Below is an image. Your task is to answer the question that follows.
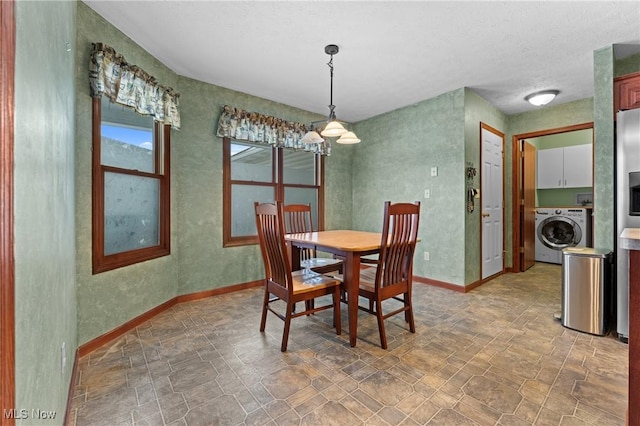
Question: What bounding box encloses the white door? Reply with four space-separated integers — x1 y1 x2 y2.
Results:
481 125 504 279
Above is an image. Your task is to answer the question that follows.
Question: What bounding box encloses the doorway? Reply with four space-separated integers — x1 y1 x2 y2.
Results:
511 122 594 272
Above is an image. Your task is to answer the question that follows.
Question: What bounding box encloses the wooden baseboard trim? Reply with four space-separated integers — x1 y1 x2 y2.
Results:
414 276 465 292
63 349 80 426
176 280 263 303
465 279 483 292
78 297 178 357
78 280 263 357
413 276 483 293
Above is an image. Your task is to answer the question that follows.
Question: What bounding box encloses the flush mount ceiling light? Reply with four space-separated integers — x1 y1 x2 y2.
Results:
525 90 559 106
302 44 360 146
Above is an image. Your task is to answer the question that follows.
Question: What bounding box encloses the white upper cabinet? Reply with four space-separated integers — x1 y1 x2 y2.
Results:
563 144 593 187
537 147 564 188
537 144 592 189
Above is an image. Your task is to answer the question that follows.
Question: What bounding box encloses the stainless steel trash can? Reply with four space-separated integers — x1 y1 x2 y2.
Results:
561 248 613 335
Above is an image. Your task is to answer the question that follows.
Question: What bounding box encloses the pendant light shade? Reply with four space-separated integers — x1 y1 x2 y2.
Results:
336 131 361 144
321 120 347 137
300 131 324 144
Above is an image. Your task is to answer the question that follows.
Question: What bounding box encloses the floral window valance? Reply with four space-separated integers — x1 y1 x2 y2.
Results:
89 42 181 130
216 105 331 155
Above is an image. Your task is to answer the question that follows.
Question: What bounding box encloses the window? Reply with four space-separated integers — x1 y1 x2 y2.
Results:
223 137 324 247
92 97 171 273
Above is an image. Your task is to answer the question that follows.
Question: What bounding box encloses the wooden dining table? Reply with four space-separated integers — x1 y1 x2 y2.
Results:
285 230 384 347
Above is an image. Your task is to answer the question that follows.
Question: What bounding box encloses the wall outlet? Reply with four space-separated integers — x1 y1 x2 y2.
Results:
431 167 438 177
424 251 430 261
424 189 430 199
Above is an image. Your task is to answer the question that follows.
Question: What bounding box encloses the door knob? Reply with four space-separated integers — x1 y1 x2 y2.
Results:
482 212 490 217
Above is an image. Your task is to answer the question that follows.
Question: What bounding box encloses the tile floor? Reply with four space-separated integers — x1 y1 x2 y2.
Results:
67 263 628 425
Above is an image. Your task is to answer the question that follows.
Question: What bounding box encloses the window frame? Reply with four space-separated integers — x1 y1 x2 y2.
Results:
92 97 171 273
222 137 325 247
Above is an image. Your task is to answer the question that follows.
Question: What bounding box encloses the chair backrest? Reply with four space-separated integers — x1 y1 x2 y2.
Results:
254 201 293 292
283 203 315 261
376 201 421 289
283 203 314 233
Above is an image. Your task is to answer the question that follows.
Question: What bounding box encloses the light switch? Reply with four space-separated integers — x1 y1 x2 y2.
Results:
431 167 438 177
424 189 430 199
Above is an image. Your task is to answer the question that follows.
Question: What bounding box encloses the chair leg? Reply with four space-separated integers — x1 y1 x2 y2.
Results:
281 301 294 352
406 292 416 333
333 287 342 335
376 298 387 349
259 288 269 332
305 299 315 314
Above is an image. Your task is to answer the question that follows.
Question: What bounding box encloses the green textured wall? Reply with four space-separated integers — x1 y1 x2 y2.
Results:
14 0 77 420
593 46 615 251
463 89 507 284
615 51 640 77
506 98 594 266
351 90 467 286
75 3 181 344
174 76 354 294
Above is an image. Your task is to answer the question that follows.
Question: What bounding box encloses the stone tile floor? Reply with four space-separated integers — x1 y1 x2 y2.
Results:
68 263 628 425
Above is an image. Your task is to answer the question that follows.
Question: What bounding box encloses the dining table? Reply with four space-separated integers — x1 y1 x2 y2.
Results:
285 230 384 347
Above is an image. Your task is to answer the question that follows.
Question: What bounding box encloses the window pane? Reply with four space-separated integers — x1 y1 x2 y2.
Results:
231 142 273 182
283 150 315 184
101 97 155 173
285 187 318 230
104 172 159 255
231 184 275 236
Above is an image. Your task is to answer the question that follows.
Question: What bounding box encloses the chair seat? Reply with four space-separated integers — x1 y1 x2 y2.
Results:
334 267 377 292
292 270 340 294
357 267 377 292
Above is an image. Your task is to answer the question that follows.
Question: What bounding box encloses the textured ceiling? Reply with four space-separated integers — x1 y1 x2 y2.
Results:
83 1 640 123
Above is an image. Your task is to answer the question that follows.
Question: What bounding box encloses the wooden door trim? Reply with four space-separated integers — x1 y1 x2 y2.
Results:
510 122 593 272
0 0 16 424
479 122 505 282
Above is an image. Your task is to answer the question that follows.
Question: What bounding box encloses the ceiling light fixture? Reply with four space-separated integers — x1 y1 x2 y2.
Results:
525 90 559 106
302 44 360 146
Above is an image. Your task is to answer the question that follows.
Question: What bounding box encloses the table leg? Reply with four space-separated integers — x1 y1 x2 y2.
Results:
287 243 301 271
345 252 360 347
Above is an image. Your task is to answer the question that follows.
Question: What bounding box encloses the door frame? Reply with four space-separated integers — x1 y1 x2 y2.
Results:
510 122 593 272
480 122 506 281
0 0 16 423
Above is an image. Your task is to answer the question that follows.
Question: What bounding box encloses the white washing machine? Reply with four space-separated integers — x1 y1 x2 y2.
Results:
535 208 592 264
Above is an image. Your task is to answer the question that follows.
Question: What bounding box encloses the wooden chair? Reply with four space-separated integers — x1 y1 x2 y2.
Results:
283 203 343 275
254 201 342 352
358 201 421 349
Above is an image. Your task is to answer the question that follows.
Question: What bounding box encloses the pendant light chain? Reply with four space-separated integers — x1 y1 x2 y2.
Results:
327 54 335 119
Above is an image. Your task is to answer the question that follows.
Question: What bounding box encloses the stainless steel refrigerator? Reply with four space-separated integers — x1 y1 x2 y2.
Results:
616 108 640 341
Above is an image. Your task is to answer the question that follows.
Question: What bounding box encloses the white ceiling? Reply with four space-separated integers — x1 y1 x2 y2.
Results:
83 1 640 123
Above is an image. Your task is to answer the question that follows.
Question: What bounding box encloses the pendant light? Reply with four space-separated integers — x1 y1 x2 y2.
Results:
302 44 360 146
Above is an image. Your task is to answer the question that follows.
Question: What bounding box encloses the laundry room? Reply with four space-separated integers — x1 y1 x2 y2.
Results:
530 128 594 264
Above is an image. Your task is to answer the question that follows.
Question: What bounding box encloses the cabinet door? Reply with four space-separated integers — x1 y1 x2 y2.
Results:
563 144 592 188
615 72 640 112
536 147 563 188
